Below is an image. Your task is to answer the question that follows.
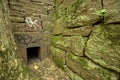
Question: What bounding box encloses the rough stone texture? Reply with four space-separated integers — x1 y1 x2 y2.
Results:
9 0 54 64
0 0 41 79
52 35 86 56
50 46 66 69
66 53 119 80
85 24 120 72
9 0 54 32
52 17 64 35
51 0 120 80
65 0 102 27
104 0 120 24
14 32 42 47
64 66 84 80
14 32 50 63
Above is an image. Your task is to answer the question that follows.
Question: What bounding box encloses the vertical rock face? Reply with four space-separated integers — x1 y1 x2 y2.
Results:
0 0 40 80
51 0 120 80
85 24 120 72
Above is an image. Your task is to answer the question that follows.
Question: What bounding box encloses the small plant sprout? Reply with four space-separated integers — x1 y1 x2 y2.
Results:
93 9 107 17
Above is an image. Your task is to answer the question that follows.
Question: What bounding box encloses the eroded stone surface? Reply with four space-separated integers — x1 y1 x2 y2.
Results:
66 53 119 80
104 0 120 24
52 35 86 56
85 24 120 72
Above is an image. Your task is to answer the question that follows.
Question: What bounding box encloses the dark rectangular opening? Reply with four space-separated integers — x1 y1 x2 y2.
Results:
27 47 40 63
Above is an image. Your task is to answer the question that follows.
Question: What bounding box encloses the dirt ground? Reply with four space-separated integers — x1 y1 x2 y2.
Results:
28 57 70 80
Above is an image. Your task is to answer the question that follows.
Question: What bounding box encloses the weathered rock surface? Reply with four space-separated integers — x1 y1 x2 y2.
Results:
52 35 86 56
85 24 120 72
64 0 102 27
104 0 120 24
50 46 66 69
51 0 120 80
66 53 119 80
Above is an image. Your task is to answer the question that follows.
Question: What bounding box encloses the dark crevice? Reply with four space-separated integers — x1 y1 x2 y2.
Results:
92 19 103 26
10 21 25 23
7 0 11 8
100 0 105 21
108 22 120 25
101 0 104 8
39 15 44 30
64 51 67 65
83 26 94 56
54 0 64 7
118 74 120 80
66 26 82 29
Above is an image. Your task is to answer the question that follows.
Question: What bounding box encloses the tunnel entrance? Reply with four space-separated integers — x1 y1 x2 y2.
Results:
27 47 40 63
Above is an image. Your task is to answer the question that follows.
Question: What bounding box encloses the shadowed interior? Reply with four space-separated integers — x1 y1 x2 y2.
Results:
27 47 40 62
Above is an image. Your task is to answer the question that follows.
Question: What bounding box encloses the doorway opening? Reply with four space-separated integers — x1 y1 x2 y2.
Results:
27 47 40 64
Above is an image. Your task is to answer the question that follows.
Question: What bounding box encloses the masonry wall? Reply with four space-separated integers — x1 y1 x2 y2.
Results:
9 0 54 63
50 0 120 80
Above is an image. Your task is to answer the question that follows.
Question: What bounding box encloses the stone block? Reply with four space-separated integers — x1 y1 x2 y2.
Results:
14 32 42 47
52 35 86 56
64 66 84 80
66 53 119 80
42 22 51 31
11 23 25 32
70 36 86 56
50 46 66 69
85 24 120 72
18 47 27 64
51 35 71 52
41 14 51 22
66 0 102 27
52 17 64 35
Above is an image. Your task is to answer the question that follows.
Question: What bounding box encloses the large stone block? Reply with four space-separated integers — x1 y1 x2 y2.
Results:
52 17 64 35
66 53 119 80
14 32 42 47
65 0 102 27
52 35 86 56
71 36 86 56
64 66 84 80
85 24 120 72
42 22 51 31
103 0 120 24
50 46 66 69
13 16 43 32
52 35 71 52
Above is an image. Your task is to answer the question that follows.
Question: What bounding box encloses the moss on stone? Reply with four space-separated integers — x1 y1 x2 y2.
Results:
53 57 65 70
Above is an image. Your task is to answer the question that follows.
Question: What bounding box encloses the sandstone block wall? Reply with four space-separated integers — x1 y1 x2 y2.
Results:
51 0 120 80
8 0 54 63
